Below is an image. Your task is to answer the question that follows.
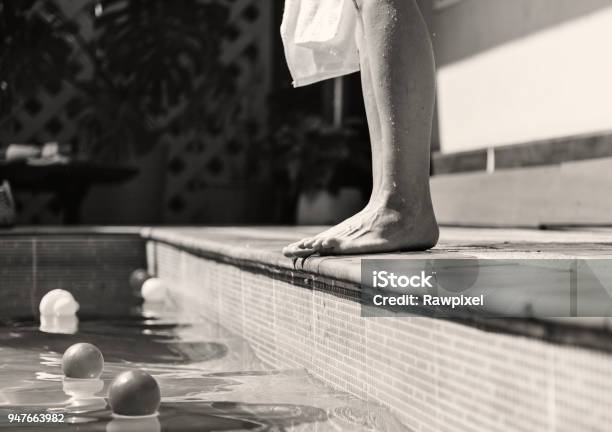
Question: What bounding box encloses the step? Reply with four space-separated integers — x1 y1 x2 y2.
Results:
431 156 612 227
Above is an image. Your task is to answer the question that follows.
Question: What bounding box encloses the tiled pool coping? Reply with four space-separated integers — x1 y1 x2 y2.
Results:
141 226 612 352
142 225 612 284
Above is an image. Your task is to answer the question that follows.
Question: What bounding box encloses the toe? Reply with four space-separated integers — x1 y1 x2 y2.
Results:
321 238 340 252
285 238 310 252
282 244 299 257
312 238 326 250
283 244 317 258
301 237 317 248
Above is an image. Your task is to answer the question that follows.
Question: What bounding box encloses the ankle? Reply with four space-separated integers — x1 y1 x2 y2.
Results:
376 187 432 212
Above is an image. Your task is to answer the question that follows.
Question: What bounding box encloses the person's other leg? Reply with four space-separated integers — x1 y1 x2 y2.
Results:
284 0 438 256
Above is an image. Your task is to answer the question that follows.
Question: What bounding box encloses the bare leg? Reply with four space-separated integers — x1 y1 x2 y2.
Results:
284 0 438 257
284 22 384 252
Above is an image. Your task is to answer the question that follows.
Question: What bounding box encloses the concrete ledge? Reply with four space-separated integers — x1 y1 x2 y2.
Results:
431 157 612 227
143 226 612 352
142 226 612 283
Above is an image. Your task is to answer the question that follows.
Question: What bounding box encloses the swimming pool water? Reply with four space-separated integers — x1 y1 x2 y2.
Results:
0 305 404 431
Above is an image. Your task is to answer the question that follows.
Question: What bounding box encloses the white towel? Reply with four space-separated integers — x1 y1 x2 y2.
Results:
281 0 361 87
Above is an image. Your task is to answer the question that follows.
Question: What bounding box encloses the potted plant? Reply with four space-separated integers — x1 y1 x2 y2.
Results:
71 0 237 161
267 113 372 225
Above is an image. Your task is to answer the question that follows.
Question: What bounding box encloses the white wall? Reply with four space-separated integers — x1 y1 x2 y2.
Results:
434 1 612 152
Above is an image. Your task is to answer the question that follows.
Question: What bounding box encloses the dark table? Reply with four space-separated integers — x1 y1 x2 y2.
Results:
0 160 138 224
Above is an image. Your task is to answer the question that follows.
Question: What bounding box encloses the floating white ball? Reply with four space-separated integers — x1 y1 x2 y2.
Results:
141 278 167 303
53 295 79 315
62 343 104 379
39 289 80 317
108 370 161 417
39 289 65 312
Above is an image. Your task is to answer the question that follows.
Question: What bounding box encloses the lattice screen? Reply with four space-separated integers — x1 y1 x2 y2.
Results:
1 0 272 224
162 0 272 223
1 0 94 224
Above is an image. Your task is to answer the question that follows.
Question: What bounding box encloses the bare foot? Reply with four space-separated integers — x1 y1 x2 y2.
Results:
283 201 439 257
285 178 384 251
284 200 375 253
